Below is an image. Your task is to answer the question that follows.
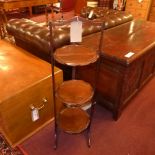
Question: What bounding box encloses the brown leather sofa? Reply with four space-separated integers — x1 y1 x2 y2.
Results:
6 9 133 64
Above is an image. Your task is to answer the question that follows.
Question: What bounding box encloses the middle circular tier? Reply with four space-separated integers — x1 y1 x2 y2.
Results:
54 44 99 66
56 80 94 106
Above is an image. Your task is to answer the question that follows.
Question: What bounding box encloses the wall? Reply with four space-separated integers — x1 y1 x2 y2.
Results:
74 0 87 15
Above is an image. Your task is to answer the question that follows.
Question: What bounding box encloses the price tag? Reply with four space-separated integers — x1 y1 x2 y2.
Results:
70 20 82 42
31 108 39 122
88 10 94 19
124 52 135 58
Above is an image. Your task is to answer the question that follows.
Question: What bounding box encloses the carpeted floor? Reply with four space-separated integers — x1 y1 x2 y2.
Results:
21 76 155 155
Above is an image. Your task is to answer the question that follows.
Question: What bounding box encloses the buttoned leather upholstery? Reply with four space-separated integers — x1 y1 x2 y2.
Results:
6 8 133 63
81 7 133 29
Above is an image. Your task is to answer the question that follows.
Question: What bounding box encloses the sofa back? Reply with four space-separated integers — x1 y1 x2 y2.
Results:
6 9 133 62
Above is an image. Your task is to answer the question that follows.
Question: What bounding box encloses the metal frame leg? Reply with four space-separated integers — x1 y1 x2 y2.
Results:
54 122 58 149
86 101 96 147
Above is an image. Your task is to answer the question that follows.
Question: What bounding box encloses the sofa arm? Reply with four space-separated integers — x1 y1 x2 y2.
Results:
81 7 133 29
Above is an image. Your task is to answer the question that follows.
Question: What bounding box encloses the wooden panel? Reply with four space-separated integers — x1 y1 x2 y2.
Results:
139 48 155 85
1 77 52 146
120 59 143 103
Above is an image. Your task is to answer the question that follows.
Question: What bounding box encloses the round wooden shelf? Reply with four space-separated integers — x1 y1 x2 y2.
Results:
54 44 99 66
56 80 94 106
58 107 90 134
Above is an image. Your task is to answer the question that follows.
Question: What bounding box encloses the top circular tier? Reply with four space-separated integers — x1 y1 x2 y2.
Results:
54 44 99 66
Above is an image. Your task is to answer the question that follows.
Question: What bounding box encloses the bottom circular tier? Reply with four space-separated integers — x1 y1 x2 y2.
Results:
58 107 90 134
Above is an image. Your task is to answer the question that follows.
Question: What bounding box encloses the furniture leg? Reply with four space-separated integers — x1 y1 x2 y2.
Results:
28 6 32 16
54 123 58 149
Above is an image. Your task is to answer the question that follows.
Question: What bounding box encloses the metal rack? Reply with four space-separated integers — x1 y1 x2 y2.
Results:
49 16 104 149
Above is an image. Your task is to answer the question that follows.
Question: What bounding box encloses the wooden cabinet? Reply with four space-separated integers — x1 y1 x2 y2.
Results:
0 40 63 147
77 20 155 120
148 0 155 21
125 0 152 20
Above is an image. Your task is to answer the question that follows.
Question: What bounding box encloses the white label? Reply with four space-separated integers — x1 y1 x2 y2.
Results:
124 52 135 58
31 108 39 122
88 10 94 19
82 103 92 111
70 20 82 42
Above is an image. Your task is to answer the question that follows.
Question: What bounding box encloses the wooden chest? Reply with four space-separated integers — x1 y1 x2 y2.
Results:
0 40 63 147
77 20 155 120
